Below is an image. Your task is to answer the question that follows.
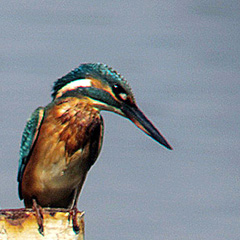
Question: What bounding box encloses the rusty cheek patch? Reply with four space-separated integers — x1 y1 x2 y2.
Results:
89 78 118 100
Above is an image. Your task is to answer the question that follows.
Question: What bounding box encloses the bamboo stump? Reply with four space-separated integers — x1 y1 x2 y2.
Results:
0 208 84 239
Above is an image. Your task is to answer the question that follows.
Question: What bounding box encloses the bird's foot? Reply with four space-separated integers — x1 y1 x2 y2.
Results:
32 199 44 236
68 206 80 234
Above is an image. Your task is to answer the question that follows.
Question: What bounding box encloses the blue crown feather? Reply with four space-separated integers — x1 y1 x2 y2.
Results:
52 63 130 99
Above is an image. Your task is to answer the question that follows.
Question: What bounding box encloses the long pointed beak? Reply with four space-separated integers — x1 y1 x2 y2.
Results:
122 104 172 150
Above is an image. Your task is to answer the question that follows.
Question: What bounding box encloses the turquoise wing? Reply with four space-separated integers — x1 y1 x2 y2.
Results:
17 107 45 195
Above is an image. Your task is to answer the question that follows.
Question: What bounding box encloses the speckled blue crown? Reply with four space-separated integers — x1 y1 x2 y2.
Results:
52 63 129 99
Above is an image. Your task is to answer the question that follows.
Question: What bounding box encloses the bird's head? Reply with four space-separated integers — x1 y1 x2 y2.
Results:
52 63 172 149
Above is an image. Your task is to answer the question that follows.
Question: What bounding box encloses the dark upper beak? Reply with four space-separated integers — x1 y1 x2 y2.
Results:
122 104 172 150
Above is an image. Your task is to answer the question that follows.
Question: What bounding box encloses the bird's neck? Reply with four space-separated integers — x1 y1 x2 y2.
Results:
44 97 101 155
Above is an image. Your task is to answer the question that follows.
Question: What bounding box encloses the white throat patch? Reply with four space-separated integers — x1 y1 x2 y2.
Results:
56 79 92 98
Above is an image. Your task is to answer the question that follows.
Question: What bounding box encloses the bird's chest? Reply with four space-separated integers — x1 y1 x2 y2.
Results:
30 99 103 191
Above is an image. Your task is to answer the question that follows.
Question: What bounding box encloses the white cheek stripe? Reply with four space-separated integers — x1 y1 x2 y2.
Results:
91 99 124 116
56 79 92 98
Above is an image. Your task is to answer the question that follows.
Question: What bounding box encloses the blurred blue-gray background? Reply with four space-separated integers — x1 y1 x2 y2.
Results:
1 1 239 239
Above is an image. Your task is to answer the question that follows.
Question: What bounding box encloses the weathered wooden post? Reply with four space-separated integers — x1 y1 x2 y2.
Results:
0 208 84 239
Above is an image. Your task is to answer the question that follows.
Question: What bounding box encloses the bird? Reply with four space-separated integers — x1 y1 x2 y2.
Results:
17 63 172 234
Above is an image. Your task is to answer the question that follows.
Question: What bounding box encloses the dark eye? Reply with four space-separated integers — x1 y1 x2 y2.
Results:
112 84 128 101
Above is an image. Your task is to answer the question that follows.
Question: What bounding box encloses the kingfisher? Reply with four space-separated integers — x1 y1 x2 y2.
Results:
17 63 172 234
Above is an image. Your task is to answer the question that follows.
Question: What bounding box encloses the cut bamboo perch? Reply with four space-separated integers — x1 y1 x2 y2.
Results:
0 208 84 240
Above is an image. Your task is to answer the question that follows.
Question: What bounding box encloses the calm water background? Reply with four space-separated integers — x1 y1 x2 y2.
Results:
1 1 239 239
